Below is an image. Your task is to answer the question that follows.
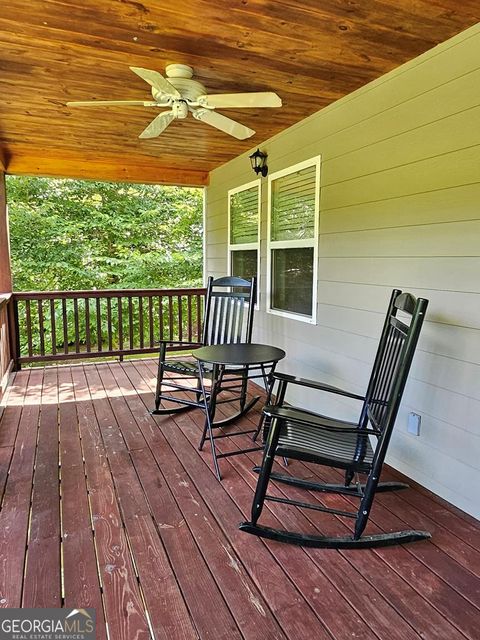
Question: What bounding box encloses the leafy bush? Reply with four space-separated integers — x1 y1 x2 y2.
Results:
7 176 204 291
7 176 204 356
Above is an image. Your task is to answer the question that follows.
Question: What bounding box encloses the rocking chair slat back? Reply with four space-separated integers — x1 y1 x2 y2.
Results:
152 275 256 418
202 277 256 346
361 291 427 436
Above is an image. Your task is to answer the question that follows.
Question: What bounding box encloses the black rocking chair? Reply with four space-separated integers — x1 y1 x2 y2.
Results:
240 289 430 549
152 275 258 422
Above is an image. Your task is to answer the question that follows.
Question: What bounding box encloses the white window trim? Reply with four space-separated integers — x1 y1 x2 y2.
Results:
227 178 261 305
266 156 320 324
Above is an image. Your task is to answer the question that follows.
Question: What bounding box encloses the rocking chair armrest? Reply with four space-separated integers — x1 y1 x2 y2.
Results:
264 405 381 436
272 372 365 401
156 339 203 347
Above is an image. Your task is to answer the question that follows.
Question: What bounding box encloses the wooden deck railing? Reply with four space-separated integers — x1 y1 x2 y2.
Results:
11 287 206 366
0 295 14 401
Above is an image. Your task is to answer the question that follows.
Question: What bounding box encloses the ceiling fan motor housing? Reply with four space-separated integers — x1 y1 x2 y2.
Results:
151 77 207 103
165 63 194 79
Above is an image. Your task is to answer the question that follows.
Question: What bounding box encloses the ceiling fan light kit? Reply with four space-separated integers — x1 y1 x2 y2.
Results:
67 64 282 140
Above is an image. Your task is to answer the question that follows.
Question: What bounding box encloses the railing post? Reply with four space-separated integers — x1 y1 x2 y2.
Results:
8 295 21 371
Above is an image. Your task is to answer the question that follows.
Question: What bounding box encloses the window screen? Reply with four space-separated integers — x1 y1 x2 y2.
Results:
228 181 260 302
267 158 319 323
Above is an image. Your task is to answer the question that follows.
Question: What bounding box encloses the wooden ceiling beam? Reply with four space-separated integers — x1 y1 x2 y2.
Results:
6 149 209 186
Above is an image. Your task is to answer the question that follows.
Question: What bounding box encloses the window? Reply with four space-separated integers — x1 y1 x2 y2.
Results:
228 180 260 285
267 157 320 323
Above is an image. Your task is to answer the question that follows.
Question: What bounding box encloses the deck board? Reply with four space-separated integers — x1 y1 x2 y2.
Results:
1 359 479 640
71 365 152 640
0 368 39 607
58 367 107 640
88 364 202 640
23 368 61 608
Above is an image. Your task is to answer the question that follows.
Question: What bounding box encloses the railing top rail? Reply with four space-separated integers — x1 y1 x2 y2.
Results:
0 292 13 308
13 287 207 300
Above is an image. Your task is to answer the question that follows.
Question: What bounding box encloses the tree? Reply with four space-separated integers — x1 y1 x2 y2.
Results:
7 176 204 292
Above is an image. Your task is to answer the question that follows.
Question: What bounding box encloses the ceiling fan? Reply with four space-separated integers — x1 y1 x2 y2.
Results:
67 64 282 140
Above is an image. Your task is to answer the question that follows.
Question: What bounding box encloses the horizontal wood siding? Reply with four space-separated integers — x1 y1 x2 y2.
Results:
205 23 480 518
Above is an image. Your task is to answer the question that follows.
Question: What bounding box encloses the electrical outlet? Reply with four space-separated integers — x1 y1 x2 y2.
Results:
407 412 421 436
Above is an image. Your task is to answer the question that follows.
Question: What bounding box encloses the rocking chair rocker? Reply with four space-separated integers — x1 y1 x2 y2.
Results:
152 275 257 424
240 289 430 549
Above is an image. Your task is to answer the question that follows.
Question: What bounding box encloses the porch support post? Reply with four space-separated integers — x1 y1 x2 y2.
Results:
0 169 18 377
0 170 12 293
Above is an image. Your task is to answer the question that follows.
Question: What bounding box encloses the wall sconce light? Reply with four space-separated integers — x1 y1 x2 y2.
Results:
249 148 268 177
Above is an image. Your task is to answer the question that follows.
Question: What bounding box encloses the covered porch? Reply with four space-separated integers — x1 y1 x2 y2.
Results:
1 358 479 640
1 1 480 638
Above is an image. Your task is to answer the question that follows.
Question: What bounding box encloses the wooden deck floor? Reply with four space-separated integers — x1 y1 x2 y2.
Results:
1 360 480 640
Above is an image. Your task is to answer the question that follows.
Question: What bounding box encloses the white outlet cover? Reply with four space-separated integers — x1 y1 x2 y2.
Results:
408 412 421 436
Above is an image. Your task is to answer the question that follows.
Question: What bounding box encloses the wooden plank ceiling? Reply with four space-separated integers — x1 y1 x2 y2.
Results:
0 0 478 185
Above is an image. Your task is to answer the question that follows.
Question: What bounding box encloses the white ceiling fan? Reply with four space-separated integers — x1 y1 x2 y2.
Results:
67 64 282 140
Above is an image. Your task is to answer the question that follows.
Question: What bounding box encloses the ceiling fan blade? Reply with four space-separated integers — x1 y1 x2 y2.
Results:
130 66 181 98
67 100 159 107
192 109 255 139
139 111 176 139
200 91 282 109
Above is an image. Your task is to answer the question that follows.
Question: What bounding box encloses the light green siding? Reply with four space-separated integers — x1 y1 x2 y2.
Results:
205 23 480 518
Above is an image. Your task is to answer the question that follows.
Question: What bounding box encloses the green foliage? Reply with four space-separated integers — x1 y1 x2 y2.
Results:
7 176 204 292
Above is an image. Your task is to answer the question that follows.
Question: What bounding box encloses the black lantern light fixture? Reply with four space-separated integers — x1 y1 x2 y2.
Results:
249 148 268 177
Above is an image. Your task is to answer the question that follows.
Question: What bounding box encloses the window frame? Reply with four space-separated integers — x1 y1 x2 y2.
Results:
227 178 261 298
266 156 320 324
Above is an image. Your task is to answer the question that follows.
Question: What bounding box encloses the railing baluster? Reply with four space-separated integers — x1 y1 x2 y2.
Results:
187 294 192 342
138 296 144 349
74 298 80 354
25 299 33 357
96 298 102 352
38 299 45 356
128 296 134 350
148 296 154 347
84 297 91 353
50 298 57 356
118 297 123 353
177 295 183 341
158 296 164 342
62 298 68 354
107 298 113 352
196 294 202 342
168 295 174 341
